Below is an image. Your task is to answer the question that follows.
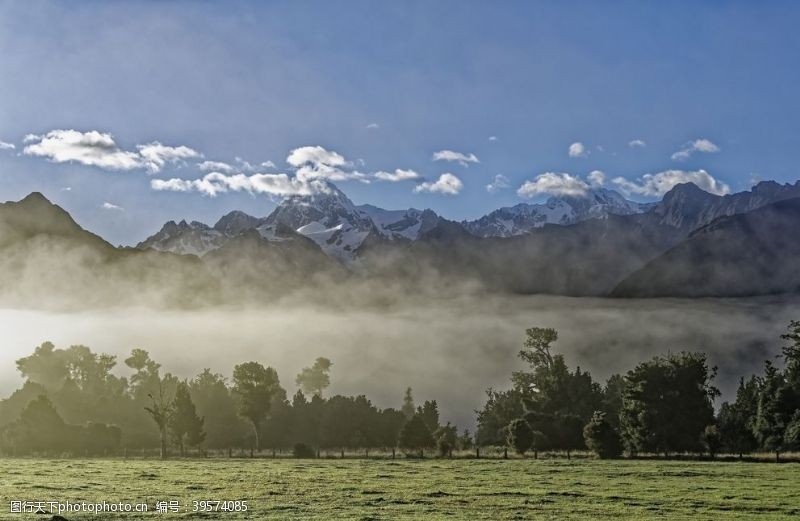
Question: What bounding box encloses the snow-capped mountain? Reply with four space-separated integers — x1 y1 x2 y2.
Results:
138 182 441 263
356 204 439 241
462 188 651 238
262 184 376 262
136 219 227 256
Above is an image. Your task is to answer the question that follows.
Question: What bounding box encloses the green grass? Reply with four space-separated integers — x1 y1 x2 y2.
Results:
1 457 799 520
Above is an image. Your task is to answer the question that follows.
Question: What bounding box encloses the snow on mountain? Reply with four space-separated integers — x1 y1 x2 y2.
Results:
463 188 651 238
136 220 227 256
263 183 375 262
356 204 439 241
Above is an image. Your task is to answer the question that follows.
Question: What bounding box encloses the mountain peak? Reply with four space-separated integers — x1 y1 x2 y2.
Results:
213 210 265 235
463 187 648 238
18 192 52 205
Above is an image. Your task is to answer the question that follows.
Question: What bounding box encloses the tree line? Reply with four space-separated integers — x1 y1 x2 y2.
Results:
0 347 465 458
2 321 800 460
477 322 800 461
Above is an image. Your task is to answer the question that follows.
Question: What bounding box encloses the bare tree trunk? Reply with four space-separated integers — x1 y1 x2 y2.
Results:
159 427 168 460
250 420 261 452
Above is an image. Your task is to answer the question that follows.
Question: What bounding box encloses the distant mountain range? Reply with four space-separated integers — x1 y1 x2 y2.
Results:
3 179 800 307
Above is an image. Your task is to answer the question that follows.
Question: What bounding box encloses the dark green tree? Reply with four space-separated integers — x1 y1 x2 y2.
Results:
417 400 440 433
753 361 795 461
189 369 247 449
434 422 458 457
169 381 205 456
583 411 622 459
507 418 534 455
601 374 625 430
399 414 434 457
232 362 282 451
619 352 718 456
717 377 759 458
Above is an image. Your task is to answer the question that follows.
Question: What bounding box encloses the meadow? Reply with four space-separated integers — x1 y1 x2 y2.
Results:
1 457 799 520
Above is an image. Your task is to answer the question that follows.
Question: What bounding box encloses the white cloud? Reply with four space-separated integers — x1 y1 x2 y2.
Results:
23 130 142 170
517 172 589 198
414 173 463 195
260 160 276 169
23 129 200 173
628 139 647 148
152 172 327 198
612 169 730 197
488 136 498 142
486 174 510 193
432 150 479 166
0 140 15 150
374 169 421 182
286 145 369 182
587 170 606 187
671 138 720 161
366 123 380 129
287 145 347 168
568 142 588 158
101 202 124 211
198 160 235 173
137 142 201 173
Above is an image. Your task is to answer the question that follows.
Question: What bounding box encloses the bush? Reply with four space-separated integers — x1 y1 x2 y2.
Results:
292 443 316 458
507 418 534 455
437 438 452 457
583 411 622 459
701 425 722 458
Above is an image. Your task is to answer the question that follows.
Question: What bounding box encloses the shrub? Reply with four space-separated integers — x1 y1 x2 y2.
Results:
583 411 622 459
292 443 316 458
507 418 534 455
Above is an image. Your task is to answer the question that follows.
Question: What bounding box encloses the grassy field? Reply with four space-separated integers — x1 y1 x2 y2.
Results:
1 457 799 520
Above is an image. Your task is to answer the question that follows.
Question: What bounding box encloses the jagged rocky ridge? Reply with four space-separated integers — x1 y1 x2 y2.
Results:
3 179 800 306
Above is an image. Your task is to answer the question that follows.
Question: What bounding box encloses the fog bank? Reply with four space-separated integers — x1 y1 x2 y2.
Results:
1 295 797 429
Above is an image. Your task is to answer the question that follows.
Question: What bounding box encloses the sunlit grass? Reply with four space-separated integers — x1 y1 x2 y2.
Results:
1 457 799 520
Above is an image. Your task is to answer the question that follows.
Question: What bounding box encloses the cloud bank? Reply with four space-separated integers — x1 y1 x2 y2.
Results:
518 172 589 198
23 130 200 173
612 169 730 196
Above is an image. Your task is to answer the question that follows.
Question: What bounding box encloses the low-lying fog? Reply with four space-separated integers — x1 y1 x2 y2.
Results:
1 295 798 429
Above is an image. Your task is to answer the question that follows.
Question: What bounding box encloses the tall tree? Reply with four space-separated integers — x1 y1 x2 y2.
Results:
717 377 758 458
401 387 415 420
295 357 333 398
753 361 795 461
144 384 173 459
232 362 282 451
169 381 205 456
417 400 440 433
619 352 718 455
189 369 246 449
398 414 434 457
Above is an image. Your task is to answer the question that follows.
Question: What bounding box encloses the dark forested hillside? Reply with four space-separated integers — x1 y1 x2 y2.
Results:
613 197 800 297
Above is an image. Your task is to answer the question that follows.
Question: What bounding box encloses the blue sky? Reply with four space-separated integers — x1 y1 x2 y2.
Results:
1 1 799 245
